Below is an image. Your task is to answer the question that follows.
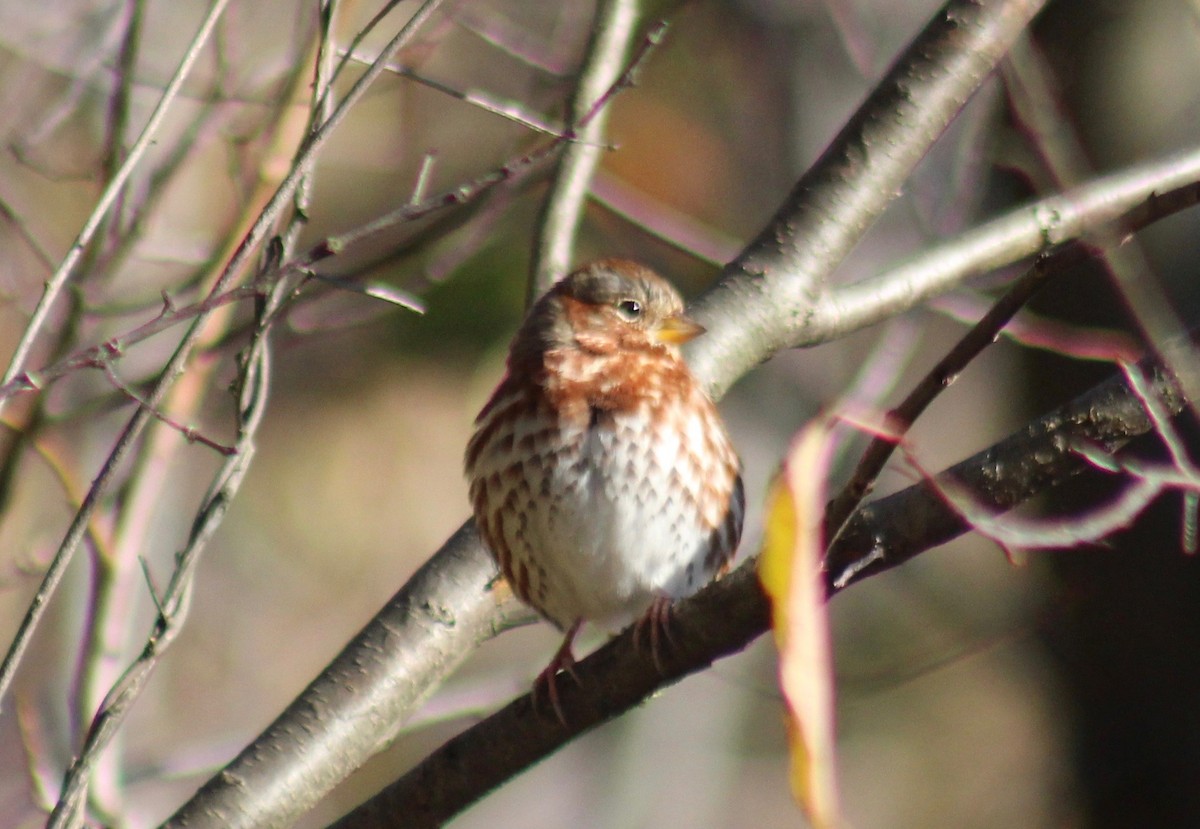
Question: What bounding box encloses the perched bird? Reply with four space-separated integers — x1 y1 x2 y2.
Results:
465 259 744 716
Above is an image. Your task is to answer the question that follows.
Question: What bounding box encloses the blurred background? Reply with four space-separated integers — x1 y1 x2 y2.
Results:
1 0 1199 826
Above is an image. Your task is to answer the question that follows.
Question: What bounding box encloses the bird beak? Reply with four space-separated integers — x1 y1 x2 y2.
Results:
654 313 706 344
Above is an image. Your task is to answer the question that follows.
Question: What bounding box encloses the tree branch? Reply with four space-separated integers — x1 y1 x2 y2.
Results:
804 144 1200 351
824 178 1200 541
0 0 449 717
164 524 526 829
687 0 1047 398
0 0 233 402
528 0 642 300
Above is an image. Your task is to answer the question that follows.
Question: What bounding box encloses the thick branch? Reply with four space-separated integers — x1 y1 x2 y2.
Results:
162 524 526 829
806 145 1200 351
329 564 768 829
687 0 1047 397
825 363 1186 588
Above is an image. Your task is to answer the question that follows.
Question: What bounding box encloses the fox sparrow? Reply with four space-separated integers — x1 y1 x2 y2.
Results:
465 259 744 714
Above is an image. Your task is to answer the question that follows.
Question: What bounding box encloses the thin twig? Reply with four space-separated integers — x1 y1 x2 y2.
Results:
589 168 742 266
46 4 376 822
0 0 238 727
1121 362 1200 553
96 361 236 455
98 0 144 265
825 257 1059 542
1122 362 1200 481
289 0 339 255
528 0 643 301
0 285 261 403
340 48 571 137
826 317 923 473
929 291 1141 363
0 0 450 721
317 0 410 115
0 129 565 409
296 18 669 271
46 293 274 827
0 0 234 405
824 178 1200 543
907 445 1162 553
1003 32 1200 449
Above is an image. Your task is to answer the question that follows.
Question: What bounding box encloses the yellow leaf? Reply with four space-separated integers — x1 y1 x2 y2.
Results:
758 419 841 829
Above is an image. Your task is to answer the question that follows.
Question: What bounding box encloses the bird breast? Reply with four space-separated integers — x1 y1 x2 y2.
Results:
467 346 739 629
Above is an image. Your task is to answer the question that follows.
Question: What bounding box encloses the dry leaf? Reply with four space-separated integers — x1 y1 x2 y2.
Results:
758 419 841 828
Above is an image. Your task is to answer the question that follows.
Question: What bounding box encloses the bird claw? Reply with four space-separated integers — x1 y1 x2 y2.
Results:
532 619 583 725
533 656 579 726
632 596 677 673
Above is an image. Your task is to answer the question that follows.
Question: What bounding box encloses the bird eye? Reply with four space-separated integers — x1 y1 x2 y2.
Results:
615 299 642 320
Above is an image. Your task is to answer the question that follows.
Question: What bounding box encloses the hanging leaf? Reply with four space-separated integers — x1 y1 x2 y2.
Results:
758 419 841 828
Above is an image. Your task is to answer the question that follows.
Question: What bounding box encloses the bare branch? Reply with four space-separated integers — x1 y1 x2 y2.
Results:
47 299 273 827
96 360 236 456
826 260 1057 542
164 524 528 829
1003 32 1200 439
44 4 399 822
299 17 668 273
528 0 642 300
827 361 1187 590
0 0 233 403
0 0 449 727
329 561 769 829
342 49 568 137
698 143 1200 400
590 168 741 265
687 0 1048 397
825 178 1200 541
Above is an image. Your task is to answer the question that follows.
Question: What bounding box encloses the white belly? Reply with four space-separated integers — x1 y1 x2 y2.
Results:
517 410 716 629
468 377 741 632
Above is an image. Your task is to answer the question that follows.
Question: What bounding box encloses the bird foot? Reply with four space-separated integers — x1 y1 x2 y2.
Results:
632 595 677 674
532 619 583 725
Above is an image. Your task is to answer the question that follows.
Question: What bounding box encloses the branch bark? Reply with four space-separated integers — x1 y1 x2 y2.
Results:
687 0 1047 398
